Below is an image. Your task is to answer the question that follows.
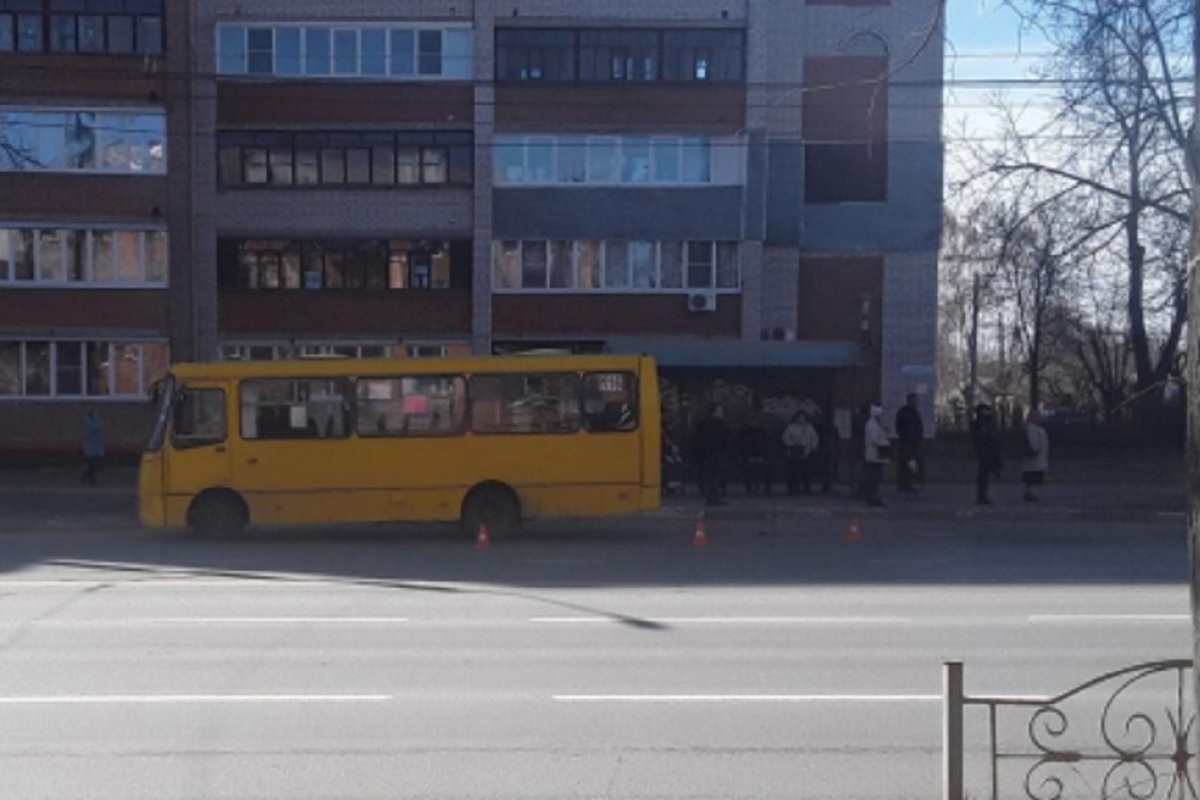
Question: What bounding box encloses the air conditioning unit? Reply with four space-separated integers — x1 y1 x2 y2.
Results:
687 291 717 313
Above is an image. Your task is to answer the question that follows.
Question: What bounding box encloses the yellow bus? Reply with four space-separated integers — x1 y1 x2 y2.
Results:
139 354 661 536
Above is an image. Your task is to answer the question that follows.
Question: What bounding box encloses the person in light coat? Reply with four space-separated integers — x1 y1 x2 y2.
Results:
862 404 889 508
1021 411 1050 502
781 411 819 495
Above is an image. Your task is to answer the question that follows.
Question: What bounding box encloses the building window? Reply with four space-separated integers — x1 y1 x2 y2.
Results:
579 30 660 82
662 30 744 81
493 240 739 293
495 29 575 81
219 342 471 362
0 340 168 399
0 226 167 286
0 108 165 174
805 143 888 203
0 2 162 55
495 27 744 84
218 239 468 292
217 131 472 188
217 23 472 80
494 134 723 186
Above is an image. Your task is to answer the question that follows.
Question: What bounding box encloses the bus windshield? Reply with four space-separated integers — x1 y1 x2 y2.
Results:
145 375 175 453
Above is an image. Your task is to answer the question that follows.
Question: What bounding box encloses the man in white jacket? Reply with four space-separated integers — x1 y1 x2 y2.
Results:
862 404 889 508
781 411 819 495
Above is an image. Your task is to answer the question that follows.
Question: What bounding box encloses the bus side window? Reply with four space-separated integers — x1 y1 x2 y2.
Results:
355 376 466 437
470 373 582 434
172 388 227 449
241 379 351 440
584 372 638 433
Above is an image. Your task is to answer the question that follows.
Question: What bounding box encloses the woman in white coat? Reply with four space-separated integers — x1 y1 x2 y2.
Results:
1021 411 1050 502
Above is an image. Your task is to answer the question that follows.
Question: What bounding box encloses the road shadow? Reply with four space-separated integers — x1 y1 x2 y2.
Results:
0 515 1186 594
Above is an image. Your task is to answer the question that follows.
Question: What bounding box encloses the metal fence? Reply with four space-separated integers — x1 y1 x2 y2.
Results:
944 659 1195 800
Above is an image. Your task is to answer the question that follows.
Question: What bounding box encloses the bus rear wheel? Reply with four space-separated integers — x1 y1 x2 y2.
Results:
462 485 521 540
188 491 248 539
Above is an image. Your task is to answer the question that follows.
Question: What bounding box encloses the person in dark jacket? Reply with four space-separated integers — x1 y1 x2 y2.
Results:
736 414 771 496
80 411 105 487
816 412 840 494
970 403 1002 505
692 405 730 506
895 393 925 495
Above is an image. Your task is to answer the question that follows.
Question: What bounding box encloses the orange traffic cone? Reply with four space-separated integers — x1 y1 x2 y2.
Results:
476 523 491 551
844 516 862 544
693 512 709 548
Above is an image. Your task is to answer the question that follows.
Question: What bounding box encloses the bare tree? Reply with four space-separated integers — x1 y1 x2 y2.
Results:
939 206 1005 426
987 203 1076 411
1186 0 1200 782
987 0 1192 403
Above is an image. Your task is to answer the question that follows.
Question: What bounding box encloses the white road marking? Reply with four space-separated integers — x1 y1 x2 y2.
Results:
531 616 912 625
553 694 940 703
1028 614 1189 623
0 694 391 705
18 617 410 627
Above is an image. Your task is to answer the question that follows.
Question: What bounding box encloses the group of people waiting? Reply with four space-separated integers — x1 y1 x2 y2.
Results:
681 404 845 507
671 394 1050 508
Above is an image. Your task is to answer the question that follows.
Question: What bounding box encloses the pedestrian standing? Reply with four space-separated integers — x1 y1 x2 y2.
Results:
895 393 925 496
736 414 771 496
817 412 840 494
970 403 1001 505
81 411 105 487
691 405 730 507
862 404 889 508
1021 411 1050 502
781 411 819 495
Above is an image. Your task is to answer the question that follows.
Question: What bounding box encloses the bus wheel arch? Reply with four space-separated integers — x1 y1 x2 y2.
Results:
187 489 249 538
461 482 522 539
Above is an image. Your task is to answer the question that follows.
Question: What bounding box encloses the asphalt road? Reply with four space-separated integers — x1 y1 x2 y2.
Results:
0 517 1189 800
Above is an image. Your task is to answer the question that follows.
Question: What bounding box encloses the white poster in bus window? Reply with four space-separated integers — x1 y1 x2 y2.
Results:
289 405 308 429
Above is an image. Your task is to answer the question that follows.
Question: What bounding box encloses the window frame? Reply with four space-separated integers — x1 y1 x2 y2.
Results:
238 377 354 441
0 224 168 288
493 133 720 187
468 372 584 436
2 5 164 56
0 339 169 401
354 374 467 438
216 130 471 189
495 27 745 84
216 22 471 81
583 371 640 433
492 239 740 295
171 387 228 450
221 238 463 293
0 106 166 176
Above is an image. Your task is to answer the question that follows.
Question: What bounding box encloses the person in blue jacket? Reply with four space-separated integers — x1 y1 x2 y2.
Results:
81 411 105 487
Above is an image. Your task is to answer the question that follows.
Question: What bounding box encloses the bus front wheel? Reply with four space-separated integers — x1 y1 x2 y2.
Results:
462 485 521 540
188 491 248 538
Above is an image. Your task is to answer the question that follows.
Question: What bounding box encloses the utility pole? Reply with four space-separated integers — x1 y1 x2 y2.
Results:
1188 0 1200 780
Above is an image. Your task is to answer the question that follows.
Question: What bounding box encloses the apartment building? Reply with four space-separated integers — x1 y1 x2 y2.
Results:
0 0 188 451
0 0 942 452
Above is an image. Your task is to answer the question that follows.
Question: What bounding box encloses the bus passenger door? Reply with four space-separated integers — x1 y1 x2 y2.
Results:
166 383 233 506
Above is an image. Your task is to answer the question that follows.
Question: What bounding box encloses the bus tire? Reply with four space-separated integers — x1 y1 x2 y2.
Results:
462 484 521 540
188 490 248 539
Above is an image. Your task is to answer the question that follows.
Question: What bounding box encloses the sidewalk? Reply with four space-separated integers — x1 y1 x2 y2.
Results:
0 464 1184 530
654 482 1186 524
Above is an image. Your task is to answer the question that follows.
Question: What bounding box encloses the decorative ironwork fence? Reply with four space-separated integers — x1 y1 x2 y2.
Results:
944 659 1195 800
